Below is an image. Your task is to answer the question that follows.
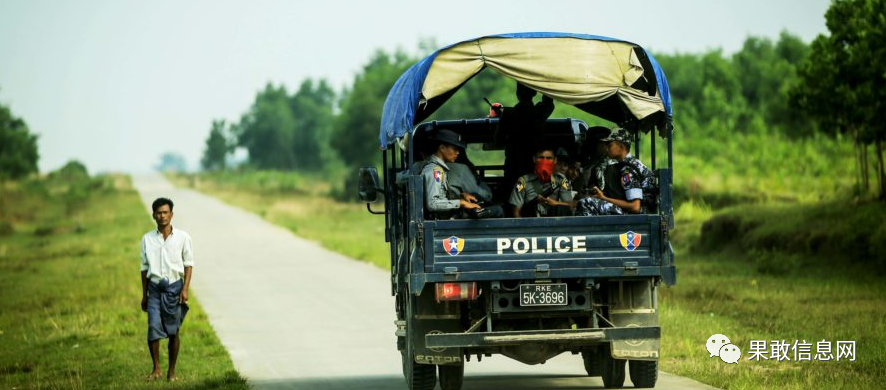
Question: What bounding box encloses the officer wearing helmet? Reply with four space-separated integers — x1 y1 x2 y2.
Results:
576 128 654 215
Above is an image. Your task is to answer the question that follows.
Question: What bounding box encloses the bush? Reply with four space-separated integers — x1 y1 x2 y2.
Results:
49 160 89 183
0 221 13 236
696 200 886 272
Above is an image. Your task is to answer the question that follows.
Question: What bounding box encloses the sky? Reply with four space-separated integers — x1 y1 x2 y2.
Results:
0 0 832 174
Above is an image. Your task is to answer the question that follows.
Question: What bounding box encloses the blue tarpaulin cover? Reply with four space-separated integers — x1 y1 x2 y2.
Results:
379 32 672 149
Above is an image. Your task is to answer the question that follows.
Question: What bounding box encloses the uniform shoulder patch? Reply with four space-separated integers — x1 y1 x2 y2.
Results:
621 171 632 187
516 177 525 192
433 168 443 183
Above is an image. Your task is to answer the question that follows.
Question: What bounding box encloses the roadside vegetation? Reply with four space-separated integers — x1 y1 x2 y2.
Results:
168 162 886 390
162 1 884 389
0 163 247 390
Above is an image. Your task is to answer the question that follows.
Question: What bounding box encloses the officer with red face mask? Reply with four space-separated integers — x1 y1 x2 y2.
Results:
508 148 573 218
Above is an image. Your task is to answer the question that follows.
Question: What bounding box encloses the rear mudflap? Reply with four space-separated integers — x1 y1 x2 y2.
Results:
607 279 660 360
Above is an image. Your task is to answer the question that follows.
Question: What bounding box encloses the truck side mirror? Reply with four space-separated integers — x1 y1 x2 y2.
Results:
357 167 382 203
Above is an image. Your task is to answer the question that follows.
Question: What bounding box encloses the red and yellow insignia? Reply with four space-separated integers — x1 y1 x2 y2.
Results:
621 172 632 186
619 231 642 251
442 236 465 256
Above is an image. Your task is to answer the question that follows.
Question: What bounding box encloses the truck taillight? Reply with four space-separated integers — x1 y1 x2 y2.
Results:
435 282 478 302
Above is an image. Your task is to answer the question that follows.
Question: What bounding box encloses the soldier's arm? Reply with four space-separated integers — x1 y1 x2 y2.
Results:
591 186 641 214
542 176 572 207
537 95 554 118
605 197 642 214
508 179 526 217
618 169 644 214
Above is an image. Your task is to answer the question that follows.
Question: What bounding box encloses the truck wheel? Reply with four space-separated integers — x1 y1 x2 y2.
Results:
401 350 436 390
600 347 626 388
581 350 602 376
628 360 658 388
438 364 464 390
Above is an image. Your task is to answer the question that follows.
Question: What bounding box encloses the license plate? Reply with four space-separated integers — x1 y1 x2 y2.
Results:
519 283 567 306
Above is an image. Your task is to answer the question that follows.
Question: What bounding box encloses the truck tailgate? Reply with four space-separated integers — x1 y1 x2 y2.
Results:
424 214 663 274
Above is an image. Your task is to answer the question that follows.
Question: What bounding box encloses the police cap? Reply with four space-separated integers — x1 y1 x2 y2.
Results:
432 129 466 149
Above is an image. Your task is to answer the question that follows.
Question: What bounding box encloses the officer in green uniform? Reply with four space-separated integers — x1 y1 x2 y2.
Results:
509 148 573 218
421 129 482 218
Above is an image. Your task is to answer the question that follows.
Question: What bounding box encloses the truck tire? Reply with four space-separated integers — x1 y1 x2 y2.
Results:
628 360 658 388
438 364 464 390
401 350 436 390
600 347 626 388
581 350 602 376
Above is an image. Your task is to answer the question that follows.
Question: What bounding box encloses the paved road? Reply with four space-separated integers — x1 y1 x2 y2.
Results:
132 174 719 390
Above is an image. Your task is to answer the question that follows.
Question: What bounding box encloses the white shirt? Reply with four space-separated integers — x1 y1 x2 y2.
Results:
140 226 194 284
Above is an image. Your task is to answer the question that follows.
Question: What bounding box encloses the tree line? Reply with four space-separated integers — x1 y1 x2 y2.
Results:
1 0 880 199
0 89 39 181
200 0 884 200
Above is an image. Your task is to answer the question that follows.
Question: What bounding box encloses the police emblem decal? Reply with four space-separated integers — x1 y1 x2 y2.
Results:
433 169 442 183
619 231 642 251
442 236 465 256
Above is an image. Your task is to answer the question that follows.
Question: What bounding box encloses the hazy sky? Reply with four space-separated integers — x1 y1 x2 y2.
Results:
0 0 831 173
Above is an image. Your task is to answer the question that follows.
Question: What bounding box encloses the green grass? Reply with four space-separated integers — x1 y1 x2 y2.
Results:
168 171 388 268
659 251 886 390
168 168 886 390
0 175 247 390
697 200 886 271
658 199 886 389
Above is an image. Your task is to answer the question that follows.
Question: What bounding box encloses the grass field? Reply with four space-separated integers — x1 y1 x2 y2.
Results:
0 174 247 390
168 171 388 268
168 168 886 390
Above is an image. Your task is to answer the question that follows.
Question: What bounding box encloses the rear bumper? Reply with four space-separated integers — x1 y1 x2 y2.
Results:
425 326 660 349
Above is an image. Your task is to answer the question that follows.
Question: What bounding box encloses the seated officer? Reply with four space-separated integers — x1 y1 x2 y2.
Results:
422 129 482 218
555 148 581 186
448 161 505 218
576 128 653 215
574 126 616 199
509 147 573 218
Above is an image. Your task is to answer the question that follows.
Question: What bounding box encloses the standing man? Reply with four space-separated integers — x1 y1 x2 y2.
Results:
140 197 193 381
499 83 555 200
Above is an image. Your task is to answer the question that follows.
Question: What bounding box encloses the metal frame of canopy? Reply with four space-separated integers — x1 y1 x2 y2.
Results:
378 33 674 148
372 33 677 253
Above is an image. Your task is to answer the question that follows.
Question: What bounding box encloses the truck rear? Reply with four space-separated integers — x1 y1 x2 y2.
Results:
358 32 676 390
